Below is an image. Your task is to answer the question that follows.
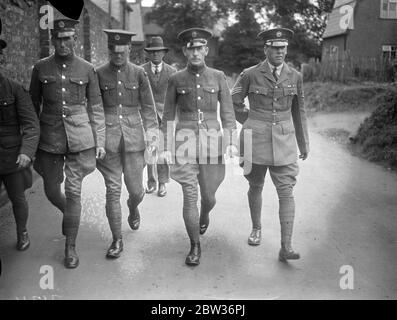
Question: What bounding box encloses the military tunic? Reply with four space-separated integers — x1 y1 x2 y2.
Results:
161 65 236 162
232 61 309 167
160 64 236 244
0 72 39 235
29 54 105 241
96 61 158 239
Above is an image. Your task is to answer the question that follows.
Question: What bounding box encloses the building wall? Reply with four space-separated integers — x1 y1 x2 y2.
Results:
347 0 397 58
0 0 41 87
322 35 346 60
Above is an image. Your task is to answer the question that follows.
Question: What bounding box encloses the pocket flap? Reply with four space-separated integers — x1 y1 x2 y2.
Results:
203 86 219 93
283 85 297 96
39 75 56 84
100 83 116 91
0 97 15 106
177 87 192 94
1 136 21 148
71 113 90 125
248 85 268 95
125 82 139 90
70 77 89 85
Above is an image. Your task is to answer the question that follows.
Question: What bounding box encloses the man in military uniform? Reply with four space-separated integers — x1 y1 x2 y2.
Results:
29 19 106 268
160 28 237 266
231 28 309 262
142 36 177 197
96 30 158 259
0 19 39 251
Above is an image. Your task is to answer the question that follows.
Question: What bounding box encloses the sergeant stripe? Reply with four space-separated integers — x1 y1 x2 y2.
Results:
231 86 242 95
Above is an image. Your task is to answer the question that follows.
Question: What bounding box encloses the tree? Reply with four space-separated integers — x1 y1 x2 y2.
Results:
147 0 233 65
215 1 263 74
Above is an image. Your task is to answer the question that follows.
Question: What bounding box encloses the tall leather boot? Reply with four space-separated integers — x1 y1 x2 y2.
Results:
127 192 144 230
106 203 123 258
247 185 263 246
185 241 201 266
278 195 300 262
64 238 79 268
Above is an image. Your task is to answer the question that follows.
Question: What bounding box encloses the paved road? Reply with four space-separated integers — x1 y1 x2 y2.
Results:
0 121 396 300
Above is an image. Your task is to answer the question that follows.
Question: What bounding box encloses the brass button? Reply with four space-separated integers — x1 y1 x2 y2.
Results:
62 75 65 80
62 114 66 118
197 84 200 88
63 101 66 105
133 86 136 89
198 96 202 100
118 70 121 73
182 90 185 94
62 64 66 68
119 115 123 119
196 74 200 77
79 81 83 84
273 98 277 101
119 104 122 108
62 88 66 92
44 80 47 83
275 86 278 89
118 81 122 84
211 89 214 93
272 122 276 125
119 92 122 96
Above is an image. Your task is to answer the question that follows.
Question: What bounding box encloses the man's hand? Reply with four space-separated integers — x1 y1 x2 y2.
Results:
16 154 31 169
299 152 308 161
96 147 106 160
160 151 173 164
225 145 239 158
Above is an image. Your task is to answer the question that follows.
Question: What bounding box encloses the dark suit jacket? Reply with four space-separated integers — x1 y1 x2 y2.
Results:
142 62 177 119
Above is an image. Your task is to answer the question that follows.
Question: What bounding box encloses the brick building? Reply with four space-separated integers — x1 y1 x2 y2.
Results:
322 0 397 61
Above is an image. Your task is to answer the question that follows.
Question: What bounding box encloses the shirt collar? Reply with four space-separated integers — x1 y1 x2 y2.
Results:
151 61 163 73
267 61 283 76
187 63 207 76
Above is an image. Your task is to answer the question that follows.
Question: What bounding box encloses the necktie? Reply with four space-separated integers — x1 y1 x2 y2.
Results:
273 66 278 81
155 65 159 74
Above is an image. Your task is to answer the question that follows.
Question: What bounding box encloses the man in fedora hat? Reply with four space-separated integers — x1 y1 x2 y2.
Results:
231 28 309 262
29 18 106 268
160 28 237 266
96 30 158 259
142 36 177 197
0 18 40 252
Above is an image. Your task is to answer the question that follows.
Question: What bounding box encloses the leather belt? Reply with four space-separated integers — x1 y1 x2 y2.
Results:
248 110 291 123
104 106 140 115
178 110 217 123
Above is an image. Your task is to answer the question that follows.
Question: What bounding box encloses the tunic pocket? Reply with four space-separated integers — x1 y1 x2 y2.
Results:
69 77 89 103
39 75 57 102
203 86 219 109
124 82 139 106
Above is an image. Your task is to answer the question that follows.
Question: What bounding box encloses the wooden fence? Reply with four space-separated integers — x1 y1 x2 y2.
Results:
302 54 397 83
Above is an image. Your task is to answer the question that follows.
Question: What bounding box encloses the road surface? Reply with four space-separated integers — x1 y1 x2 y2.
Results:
0 119 396 300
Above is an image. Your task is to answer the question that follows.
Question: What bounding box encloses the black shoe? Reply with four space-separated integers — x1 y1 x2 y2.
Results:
127 199 140 230
248 229 261 246
146 184 157 194
16 231 30 251
157 183 167 197
64 244 79 269
185 242 201 266
278 247 300 262
106 239 123 259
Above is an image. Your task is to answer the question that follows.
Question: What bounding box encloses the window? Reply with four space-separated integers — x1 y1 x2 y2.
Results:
382 45 397 60
380 0 397 19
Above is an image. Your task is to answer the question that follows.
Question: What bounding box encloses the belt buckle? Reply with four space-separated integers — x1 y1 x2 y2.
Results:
198 109 204 124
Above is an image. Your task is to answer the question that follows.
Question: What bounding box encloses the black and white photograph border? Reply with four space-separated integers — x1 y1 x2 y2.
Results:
0 0 396 304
